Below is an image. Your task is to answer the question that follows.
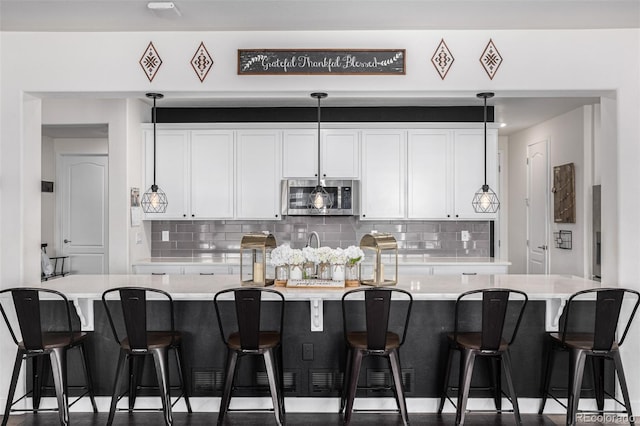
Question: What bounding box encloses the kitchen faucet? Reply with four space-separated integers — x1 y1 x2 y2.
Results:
306 231 320 248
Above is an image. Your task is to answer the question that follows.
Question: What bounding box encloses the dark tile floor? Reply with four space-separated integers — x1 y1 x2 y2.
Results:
1 412 629 425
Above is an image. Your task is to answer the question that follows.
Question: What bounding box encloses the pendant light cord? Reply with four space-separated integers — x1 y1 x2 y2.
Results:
152 95 157 187
317 94 321 187
483 94 487 186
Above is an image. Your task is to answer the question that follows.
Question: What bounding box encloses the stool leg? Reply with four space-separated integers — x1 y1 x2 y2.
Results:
501 351 522 426
437 346 454 415
567 349 587 426
344 349 363 425
591 355 605 413
218 349 239 426
538 339 556 414
108 351 128 426
77 342 98 413
32 355 46 410
128 355 144 410
264 349 283 426
612 351 634 425
456 349 476 426
2 350 23 426
174 344 192 413
276 345 286 423
340 347 353 415
49 347 69 426
491 357 502 411
151 347 173 426
389 349 409 426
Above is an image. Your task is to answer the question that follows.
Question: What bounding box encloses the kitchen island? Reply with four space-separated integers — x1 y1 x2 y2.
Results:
25 273 605 413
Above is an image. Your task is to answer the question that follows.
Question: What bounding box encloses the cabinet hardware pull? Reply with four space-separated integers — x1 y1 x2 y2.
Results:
199 273 215 275
151 272 166 275
462 272 477 275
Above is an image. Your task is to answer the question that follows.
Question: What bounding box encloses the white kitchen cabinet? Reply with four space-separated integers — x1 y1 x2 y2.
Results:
452 129 498 219
406 128 498 220
360 130 406 219
236 130 282 220
407 130 451 219
144 130 189 220
190 130 234 219
282 129 359 179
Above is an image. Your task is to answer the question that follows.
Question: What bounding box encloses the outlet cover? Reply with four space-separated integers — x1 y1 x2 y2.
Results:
162 230 170 241
302 343 314 361
461 230 470 242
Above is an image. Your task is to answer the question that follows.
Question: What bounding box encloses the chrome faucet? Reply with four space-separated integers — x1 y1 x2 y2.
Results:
306 231 320 249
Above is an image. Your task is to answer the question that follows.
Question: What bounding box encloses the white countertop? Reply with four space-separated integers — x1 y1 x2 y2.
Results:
32 273 600 332
133 257 512 267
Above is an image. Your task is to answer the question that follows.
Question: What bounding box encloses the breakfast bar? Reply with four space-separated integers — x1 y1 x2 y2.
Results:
22 272 609 414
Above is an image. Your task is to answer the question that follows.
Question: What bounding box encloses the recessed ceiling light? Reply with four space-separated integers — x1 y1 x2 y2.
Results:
147 2 181 16
500 123 507 128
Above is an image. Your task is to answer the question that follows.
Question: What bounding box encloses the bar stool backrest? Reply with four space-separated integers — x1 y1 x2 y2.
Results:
561 288 640 350
102 287 175 351
454 288 528 351
342 287 413 351
0 288 75 351
214 287 285 351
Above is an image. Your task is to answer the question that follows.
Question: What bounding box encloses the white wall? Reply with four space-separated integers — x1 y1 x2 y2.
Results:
1 28 640 408
41 135 55 251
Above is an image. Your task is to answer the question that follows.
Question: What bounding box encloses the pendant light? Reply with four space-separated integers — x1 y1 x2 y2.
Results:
308 92 334 211
471 92 500 213
141 92 168 213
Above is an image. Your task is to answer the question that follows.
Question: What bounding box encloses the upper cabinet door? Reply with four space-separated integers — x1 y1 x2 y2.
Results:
453 129 498 219
144 129 189 219
361 130 406 220
322 129 360 179
190 130 235 219
407 130 452 219
236 130 282 220
282 129 317 178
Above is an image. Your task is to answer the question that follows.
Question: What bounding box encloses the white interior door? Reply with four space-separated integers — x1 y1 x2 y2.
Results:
58 154 108 274
527 140 549 274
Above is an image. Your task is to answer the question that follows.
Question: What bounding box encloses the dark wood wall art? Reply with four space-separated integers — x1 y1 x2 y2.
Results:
552 162 576 223
191 42 214 82
431 39 454 80
139 42 162 82
480 39 502 80
237 49 405 75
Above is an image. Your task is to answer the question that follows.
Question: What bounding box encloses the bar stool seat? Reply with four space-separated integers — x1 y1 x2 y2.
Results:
340 287 413 426
102 287 192 426
539 288 640 426
0 288 98 426
214 287 286 426
437 288 528 426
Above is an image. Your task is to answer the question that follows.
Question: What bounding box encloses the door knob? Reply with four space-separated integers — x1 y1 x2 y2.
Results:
64 239 71 243
537 245 548 250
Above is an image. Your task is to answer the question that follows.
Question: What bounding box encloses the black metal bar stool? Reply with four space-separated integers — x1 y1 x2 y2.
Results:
214 287 286 426
437 288 528 425
102 287 192 426
539 287 640 426
0 287 97 426
339 287 413 426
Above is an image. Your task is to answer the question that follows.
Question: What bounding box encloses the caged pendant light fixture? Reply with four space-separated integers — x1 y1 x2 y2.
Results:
472 92 500 213
308 92 334 212
141 92 168 213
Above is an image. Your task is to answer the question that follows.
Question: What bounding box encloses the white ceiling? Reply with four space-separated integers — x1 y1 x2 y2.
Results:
10 1 635 137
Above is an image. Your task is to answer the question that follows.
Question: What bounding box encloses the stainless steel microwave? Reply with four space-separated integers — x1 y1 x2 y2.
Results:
281 179 359 216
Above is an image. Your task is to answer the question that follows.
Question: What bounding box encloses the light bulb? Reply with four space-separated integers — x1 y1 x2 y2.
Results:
150 191 161 209
312 192 325 209
479 191 492 210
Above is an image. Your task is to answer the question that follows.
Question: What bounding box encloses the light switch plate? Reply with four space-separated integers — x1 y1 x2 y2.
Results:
162 230 170 241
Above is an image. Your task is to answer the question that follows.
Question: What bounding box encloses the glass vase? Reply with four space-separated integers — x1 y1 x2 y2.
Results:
275 265 289 287
289 264 303 280
345 263 360 287
332 263 345 281
318 262 332 280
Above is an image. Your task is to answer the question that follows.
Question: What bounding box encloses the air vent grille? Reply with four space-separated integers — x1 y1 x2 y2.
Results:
256 370 297 393
366 368 413 394
192 369 224 394
310 370 343 393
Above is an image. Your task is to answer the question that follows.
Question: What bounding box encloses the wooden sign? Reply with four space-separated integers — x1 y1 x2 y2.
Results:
238 49 405 75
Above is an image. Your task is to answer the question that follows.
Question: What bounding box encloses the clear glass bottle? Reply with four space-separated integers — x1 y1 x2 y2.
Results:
345 263 360 287
318 262 332 280
275 265 289 287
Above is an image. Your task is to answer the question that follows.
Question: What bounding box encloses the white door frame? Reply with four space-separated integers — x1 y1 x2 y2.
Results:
526 139 550 274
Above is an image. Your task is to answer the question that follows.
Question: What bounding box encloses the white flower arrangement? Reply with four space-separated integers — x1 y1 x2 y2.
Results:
269 244 292 267
344 245 365 265
328 247 348 265
288 248 305 266
315 246 334 264
302 246 318 264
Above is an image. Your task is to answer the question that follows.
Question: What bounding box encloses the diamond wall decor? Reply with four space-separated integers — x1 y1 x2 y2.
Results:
191 42 214 82
431 39 454 80
139 42 162 82
480 39 503 80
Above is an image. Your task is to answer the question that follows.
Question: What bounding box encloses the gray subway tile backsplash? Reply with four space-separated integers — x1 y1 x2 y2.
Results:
149 217 492 259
